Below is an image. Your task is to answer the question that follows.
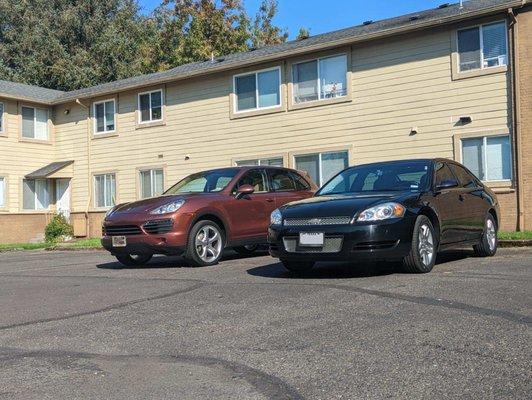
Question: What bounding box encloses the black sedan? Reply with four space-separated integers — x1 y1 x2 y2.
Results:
268 159 499 273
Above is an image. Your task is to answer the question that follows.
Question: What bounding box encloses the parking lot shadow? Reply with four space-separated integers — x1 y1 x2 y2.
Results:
247 249 474 279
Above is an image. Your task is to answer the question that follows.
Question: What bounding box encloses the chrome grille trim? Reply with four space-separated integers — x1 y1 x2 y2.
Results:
283 236 343 253
283 216 352 226
143 219 173 234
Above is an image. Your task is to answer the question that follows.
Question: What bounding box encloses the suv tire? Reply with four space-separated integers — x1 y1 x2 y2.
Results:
115 254 153 267
185 220 225 267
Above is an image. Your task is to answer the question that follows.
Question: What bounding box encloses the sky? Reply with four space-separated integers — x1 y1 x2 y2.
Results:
138 0 451 39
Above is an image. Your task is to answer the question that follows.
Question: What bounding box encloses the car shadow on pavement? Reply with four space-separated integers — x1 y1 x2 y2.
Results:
247 249 475 279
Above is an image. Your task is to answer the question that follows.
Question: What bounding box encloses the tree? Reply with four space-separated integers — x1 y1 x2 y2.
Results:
296 27 310 40
251 0 288 48
0 0 155 90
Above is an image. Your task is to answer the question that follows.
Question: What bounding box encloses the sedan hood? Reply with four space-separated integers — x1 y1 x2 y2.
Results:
110 193 212 215
280 192 419 219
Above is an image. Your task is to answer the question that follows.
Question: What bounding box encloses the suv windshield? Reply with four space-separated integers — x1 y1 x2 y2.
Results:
165 168 239 194
317 161 431 196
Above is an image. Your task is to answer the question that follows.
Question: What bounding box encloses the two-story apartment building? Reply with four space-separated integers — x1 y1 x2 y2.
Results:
0 0 531 243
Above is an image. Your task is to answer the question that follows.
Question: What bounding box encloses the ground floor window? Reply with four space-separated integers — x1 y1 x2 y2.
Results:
23 179 50 210
235 157 283 167
294 150 349 186
461 135 511 181
0 177 5 208
140 169 164 199
94 173 116 208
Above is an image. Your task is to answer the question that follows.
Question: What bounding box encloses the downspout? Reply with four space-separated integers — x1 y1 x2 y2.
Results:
75 98 92 237
508 7 525 231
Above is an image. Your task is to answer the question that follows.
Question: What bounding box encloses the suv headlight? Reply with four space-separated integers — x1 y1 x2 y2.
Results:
270 208 282 225
356 202 405 222
150 199 185 215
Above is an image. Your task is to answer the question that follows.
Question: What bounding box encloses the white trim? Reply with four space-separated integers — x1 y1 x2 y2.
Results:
0 102 4 133
460 133 512 183
234 156 284 167
93 173 116 209
21 105 49 140
291 53 348 105
457 20 508 73
93 98 116 134
233 66 282 114
0 176 5 208
137 89 164 124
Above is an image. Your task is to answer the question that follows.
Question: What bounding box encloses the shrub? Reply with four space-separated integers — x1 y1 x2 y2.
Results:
45 214 74 244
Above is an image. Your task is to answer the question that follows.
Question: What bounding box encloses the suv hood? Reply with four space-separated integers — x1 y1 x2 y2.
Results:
280 192 419 219
110 193 214 215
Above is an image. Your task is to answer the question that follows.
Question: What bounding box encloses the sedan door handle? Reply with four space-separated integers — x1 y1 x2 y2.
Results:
459 194 465 201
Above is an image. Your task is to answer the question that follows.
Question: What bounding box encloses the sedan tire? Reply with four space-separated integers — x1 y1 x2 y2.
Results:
281 259 315 274
115 254 153 267
185 220 225 267
402 215 437 273
473 214 498 257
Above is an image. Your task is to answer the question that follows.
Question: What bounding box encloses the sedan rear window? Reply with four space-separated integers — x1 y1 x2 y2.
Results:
318 161 431 195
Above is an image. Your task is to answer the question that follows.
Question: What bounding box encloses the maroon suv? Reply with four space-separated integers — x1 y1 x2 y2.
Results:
102 166 316 266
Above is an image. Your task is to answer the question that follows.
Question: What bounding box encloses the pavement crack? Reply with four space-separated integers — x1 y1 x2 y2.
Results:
0 280 208 331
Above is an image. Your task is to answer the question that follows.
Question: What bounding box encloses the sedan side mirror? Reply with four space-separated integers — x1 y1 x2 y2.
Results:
436 179 459 191
235 184 255 199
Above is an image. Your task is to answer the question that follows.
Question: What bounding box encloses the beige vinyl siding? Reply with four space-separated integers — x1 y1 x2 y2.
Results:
0 99 54 213
42 24 512 213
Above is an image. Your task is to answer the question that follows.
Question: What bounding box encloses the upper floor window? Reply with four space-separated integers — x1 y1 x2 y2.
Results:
235 157 283 167
0 102 4 133
138 90 163 123
23 179 50 210
461 135 511 182
94 173 116 208
140 169 164 199
94 99 116 134
22 106 48 140
457 22 507 72
0 177 5 208
234 68 281 112
292 54 347 104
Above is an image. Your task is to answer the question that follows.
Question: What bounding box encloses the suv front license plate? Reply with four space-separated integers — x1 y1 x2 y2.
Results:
299 232 324 247
112 236 127 247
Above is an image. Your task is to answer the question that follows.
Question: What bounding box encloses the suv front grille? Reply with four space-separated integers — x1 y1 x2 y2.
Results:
143 219 173 234
283 236 343 253
104 225 143 236
283 216 351 226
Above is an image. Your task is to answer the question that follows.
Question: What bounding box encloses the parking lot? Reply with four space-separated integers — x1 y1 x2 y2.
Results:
0 248 530 399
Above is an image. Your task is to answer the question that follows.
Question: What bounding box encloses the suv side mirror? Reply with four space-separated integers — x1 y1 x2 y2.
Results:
235 184 255 199
436 179 459 191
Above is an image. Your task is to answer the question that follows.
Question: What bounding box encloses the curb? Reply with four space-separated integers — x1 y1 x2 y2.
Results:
498 240 532 248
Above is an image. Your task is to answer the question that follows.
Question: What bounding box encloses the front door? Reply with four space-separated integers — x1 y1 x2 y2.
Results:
56 179 71 219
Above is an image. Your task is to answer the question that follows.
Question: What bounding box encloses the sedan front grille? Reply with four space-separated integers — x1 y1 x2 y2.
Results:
104 225 142 236
283 216 352 226
283 236 343 253
143 219 173 234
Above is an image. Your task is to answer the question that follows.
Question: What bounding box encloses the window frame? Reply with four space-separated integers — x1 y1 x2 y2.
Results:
138 168 165 199
93 98 117 135
21 178 51 211
232 66 282 114
0 176 6 210
20 105 49 141
234 156 285 167
289 51 350 110
452 19 508 80
0 102 4 135
292 149 350 187
93 173 117 209
459 134 512 184
137 89 164 125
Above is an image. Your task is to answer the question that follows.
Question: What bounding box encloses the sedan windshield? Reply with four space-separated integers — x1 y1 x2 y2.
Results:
165 168 239 194
317 161 431 196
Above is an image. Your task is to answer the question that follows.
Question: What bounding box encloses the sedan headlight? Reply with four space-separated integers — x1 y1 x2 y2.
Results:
150 199 185 215
105 206 118 219
356 202 405 222
270 208 283 225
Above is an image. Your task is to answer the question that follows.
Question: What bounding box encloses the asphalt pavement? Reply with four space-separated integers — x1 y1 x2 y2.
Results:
0 248 530 399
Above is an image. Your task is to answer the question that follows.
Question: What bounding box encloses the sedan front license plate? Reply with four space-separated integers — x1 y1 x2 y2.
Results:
112 236 127 247
299 232 324 247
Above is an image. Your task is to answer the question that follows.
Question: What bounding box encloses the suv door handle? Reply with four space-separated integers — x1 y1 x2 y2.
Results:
266 198 274 203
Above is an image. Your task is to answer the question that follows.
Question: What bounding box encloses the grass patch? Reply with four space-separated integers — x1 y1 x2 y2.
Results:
498 231 532 241
0 238 102 252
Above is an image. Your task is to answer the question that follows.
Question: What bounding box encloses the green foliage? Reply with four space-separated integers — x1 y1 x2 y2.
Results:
296 27 310 40
498 231 532 240
0 0 292 91
44 214 74 244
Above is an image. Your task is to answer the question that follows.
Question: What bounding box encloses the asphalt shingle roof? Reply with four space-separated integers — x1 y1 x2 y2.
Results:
0 0 524 105
25 161 74 179
0 80 64 104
